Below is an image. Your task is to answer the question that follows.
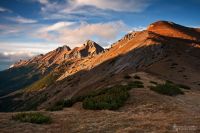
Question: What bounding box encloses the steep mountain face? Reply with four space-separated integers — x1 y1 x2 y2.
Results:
0 21 200 112
0 41 103 97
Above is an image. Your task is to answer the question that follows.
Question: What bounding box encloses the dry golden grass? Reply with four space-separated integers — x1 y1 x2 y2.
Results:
0 72 200 133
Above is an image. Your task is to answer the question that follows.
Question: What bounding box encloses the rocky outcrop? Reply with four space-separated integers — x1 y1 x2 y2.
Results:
56 45 71 53
68 40 104 58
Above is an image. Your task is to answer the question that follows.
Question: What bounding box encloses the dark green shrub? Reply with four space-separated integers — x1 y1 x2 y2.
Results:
63 99 74 107
82 86 129 110
150 81 158 85
47 104 63 111
177 84 190 90
128 81 144 88
133 75 141 79
47 99 74 111
150 83 184 96
49 81 144 111
124 75 132 79
12 112 51 124
166 80 174 84
171 63 178 66
72 96 86 102
132 81 143 84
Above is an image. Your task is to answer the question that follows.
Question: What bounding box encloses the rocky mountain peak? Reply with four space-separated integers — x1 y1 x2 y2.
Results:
56 45 71 52
147 20 200 41
84 40 97 47
68 40 104 59
147 20 175 30
84 40 104 51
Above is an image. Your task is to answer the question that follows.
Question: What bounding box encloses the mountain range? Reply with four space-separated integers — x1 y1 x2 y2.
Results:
0 20 200 132
0 20 200 112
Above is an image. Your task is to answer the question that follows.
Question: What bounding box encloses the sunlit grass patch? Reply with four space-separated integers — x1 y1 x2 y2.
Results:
12 112 52 124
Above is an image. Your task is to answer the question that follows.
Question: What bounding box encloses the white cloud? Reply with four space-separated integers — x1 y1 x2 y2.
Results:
37 0 49 4
74 0 150 12
35 21 128 47
0 41 60 70
39 0 64 14
0 24 26 35
0 7 12 12
0 41 59 55
0 51 34 70
7 16 37 24
39 21 75 32
0 23 41 36
36 0 151 20
3 51 41 69
2 51 33 61
0 51 32 61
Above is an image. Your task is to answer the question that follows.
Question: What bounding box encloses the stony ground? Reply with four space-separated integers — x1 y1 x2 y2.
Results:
0 72 200 133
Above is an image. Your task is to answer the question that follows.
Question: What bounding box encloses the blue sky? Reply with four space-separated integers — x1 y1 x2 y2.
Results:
0 0 200 70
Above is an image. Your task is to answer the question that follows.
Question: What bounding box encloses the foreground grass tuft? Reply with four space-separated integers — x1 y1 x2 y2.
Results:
12 112 52 124
150 82 184 96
